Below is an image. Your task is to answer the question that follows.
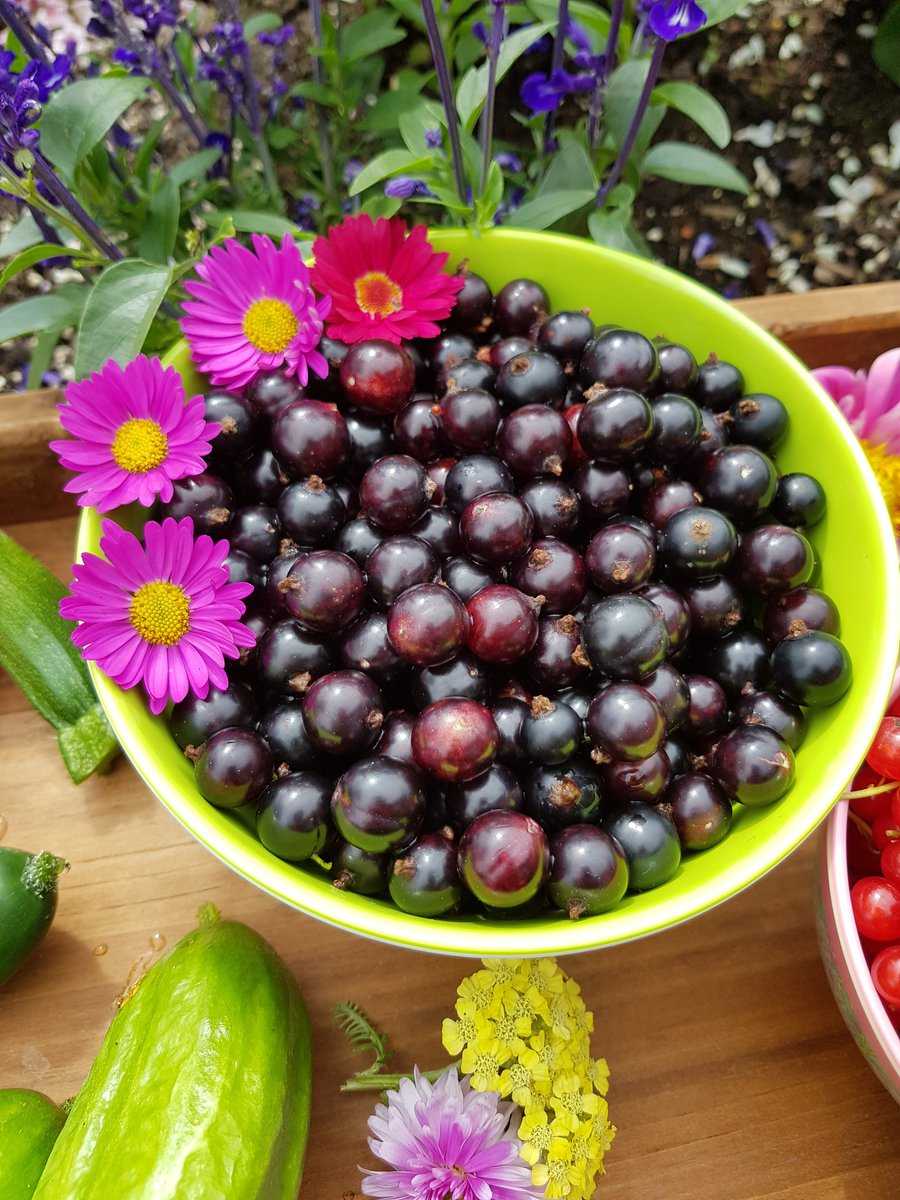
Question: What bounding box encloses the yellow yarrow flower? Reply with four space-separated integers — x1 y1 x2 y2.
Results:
448 958 614 1200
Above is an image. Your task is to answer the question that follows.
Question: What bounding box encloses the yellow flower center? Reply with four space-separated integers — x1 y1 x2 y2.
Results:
129 581 190 645
110 418 168 474
494 1015 519 1044
354 270 403 317
242 297 299 354
861 440 900 532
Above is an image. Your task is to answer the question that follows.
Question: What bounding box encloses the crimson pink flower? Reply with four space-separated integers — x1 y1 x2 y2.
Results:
61 517 255 715
49 355 218 513
310 215 464 345
814 348 900 533
361 1067 543 1200
181 233 331 391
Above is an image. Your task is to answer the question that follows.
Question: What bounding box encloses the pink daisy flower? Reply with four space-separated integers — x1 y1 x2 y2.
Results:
181 233 332 391
61 517 255 715
362 1067 543 1200
814 348 900 533
49 355 218 513
310 215 464 345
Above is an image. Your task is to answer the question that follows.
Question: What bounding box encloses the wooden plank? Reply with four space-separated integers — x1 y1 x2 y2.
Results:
1 281 898 526
1 515 899 1199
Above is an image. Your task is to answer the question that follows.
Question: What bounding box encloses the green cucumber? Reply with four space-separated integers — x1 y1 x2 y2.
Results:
33 909 312 1200
0 848 67 985
0 1089 66 1200
0 530 118 783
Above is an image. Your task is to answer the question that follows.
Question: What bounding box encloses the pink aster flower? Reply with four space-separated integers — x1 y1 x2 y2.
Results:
49 355 218 513
61 517 255 715
814 348 900 534
361 1067 543 1200
310 215 464 345
181 233 332 391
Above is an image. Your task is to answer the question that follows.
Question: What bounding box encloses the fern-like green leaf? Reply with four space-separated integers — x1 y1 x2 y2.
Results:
334 1001 392 1074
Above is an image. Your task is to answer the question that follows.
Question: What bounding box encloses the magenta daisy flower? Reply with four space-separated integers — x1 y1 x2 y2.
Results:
361 1068 543 1200
181 233 332 391
310 215 464 345
61 517 255 715
49 355 218 513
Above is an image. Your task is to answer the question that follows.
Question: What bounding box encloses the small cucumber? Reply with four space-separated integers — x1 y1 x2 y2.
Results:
0 530 118 783
33 910 312 1200
0 1089 66 1200
0 848 67 986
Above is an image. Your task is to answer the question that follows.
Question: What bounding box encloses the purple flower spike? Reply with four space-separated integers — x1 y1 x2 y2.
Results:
495 151 523 171
424 127 442 148
384 176 432 199
647 0 706 42
521 66 593 113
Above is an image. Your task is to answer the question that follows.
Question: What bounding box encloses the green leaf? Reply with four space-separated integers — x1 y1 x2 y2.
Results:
40 76 149 180
138 176 179 263
75 259 172 378
361 84 430 132
349 149 435 196
0 289 87 343
525 0 610 46
605 60 666 158
170 147 221 186
213 210 306 237
289 80 340 106
267 126 299 149
0 243 69 289
398 101 445 155
475 159 504 224
702 0 752 27
641 141 750 193
245 12 282 37
588 208 650 257
0 210 44 258
873 3 900 87
361 194 404 219
537 137 597 195
652 81 730 148
383 0 425 30
341 10 405 62
457 21 555 130
507 188 595 230
133 116 167 185
27 325 63 389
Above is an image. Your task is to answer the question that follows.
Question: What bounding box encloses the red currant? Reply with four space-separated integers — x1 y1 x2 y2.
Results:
870 943 900 1008
866 716 900 781
881 840 900 886
871 810 900 851
851 876 900 941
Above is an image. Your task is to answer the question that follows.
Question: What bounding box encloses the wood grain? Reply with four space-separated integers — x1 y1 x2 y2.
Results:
0 515 898 1199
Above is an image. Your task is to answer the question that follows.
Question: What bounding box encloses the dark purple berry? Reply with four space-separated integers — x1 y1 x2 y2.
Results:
317 335 350 398
579 329 659 393
524 760 603 830
528 615 589 692
340 340 415 414
771 630 852 707
440 389 501 452
734 690 807 750
430 332 477 381
331 841 389 895
258 701 317 771
277 478 344 547
246 371 303 420
603 802 681 891
587 682 666 761
642 663 690 731
649 393 702 461
335 517 384 566
496 351 567 411
585 522 656 594
684 674 729 739
704 630 770 699
302 670 384 756
388 583 468 666
494 278 550 336
700 444 777 523
281 550 365 633
441 357 496 395
762 586 840 646
573 461 632 526
393 395 445 462
194 727 272 809
412 698 499 782
711 726 795 806
737 524 815 594
602 747 671 804
332 756 425 852
492 697 530 766
771 473 826 529
497 404 571 475
519 479 580 539
581 594 669 680
686 407 730 475
359 455 433 532
224 547 261 590
521 696 582 764
365 535 439 607
655 341 698 393
636 582 691 654
682 576 743 640
459 810 549 907
511 538 587 614
577 388 654 461
728 393 788 450
257 771 331 861
390 831 462 917
411 652 489 708
444 454 514 514
228 504 280 562
378 710 418 768
344 411 393 479
170 681 255 751
641 479 700 528
489 336 533 370
339 612 405 684
446 764 524 830
410 507 460 557
658 506 738 579
450 271 493 331
204 392 257 459
466 585 539 663
693 357 744 411
258 618 333 696
537 310 594 364
665 772 732 850
164 473 233 535
460 492 534 564
664 736 689 777
242 448 289 504
548 825 628 918
442 555 496 602
272 399 349 479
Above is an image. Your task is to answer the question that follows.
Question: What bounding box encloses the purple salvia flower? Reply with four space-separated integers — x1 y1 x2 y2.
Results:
494 183 525 224
647 0 706 41
521 65 593 113
361 1068 543 1200
424 127 442 148
343 158 364 184
257 24 294 46
294 191 321 229
384 176 432 199
472 20 489 44
495 150 522 171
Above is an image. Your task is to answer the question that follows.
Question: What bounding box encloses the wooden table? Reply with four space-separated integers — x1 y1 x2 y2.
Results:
3 282 900 1197
1 515 899 1200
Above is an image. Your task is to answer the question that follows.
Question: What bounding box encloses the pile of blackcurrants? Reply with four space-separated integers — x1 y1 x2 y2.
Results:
164 272 853 922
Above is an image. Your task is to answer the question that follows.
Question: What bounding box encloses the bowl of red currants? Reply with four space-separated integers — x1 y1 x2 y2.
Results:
76 228 900 956
817 705 900 1102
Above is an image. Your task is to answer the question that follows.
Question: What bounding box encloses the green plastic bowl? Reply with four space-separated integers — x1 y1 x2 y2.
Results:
76 228 900 956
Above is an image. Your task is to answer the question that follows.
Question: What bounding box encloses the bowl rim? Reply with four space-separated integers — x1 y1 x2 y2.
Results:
824 800 900 1067
77 226 900 956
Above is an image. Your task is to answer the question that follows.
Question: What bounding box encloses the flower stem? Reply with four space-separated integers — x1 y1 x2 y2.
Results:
340 1064 457 1093
0 0 49 63
421 0 468 205
30 153 123 261
542 0 569 156
479 0 507 192
844 781 899 800
308 0 336 200
595 38 665 207
589 0 625 148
